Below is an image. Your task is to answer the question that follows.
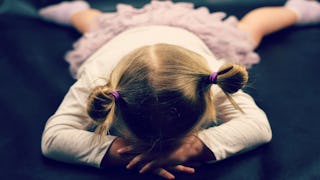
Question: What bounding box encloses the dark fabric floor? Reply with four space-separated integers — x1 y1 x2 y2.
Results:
0 0 319 179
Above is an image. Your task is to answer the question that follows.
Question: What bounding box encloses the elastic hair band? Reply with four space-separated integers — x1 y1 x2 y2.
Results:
209 72 218 84
110 91 120 100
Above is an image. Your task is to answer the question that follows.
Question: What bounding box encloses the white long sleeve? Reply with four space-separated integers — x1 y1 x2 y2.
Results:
197 88 272 162
41 72 117 168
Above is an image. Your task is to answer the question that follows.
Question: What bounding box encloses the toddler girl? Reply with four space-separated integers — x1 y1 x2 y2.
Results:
39 0 320 179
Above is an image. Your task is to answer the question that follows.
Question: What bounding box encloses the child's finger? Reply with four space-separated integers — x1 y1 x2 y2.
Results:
117 145 134 154
138 156 180 174
139 160 158 174
126 154 142 169
139 161 196 174
169 165 195 174
153 168 175 180
126 154 148 169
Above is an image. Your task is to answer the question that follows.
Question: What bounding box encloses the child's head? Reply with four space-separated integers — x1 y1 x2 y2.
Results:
87 43 248 148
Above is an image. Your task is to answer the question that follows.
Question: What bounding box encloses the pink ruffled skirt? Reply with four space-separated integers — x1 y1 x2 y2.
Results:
66 0 260 77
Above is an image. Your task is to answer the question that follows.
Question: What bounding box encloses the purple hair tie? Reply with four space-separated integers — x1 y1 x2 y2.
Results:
209 72 218 84
111 91 120 100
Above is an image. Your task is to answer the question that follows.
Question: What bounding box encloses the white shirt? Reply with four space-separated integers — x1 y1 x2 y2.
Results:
41 26 272 168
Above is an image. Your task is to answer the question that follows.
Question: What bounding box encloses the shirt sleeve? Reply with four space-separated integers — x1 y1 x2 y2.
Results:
197 88 272 162
41 72 117 168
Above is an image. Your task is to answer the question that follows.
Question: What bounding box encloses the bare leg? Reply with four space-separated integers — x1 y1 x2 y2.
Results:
238 7 297 48
39 0 320 39
70 9 102 33
73 6 298 43
39 0 102 34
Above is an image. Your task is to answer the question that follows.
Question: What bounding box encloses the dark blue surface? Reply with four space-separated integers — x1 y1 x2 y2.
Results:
0 0 319 179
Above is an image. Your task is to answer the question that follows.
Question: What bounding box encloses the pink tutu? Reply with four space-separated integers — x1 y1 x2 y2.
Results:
66 0 260 77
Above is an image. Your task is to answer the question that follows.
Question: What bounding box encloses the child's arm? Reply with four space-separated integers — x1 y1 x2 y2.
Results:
41 72 117 168
197 88 272 162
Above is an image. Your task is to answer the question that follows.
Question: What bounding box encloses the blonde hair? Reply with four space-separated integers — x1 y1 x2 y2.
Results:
87 43 248 144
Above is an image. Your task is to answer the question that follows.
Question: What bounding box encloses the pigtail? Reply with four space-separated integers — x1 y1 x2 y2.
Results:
215 63 248 113
87 85 118 140
216 63 248 93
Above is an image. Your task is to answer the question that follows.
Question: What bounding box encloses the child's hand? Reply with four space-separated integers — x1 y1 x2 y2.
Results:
118 135 215 179
112 139 193 179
